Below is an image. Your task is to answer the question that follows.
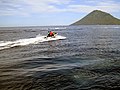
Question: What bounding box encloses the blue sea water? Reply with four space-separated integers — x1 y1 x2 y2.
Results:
0 25 120 90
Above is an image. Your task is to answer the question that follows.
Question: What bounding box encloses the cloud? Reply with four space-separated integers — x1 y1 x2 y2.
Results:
0 0 72 16
96 1 120 12
0 0 119 16
67 0 120 13
22 0 71 13
67 5 96 13
0 0 30 16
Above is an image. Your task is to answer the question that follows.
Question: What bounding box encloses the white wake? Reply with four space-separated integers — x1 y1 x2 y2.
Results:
0 35 66 50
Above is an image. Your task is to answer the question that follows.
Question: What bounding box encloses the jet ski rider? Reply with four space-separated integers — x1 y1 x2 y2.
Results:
47 31 57 37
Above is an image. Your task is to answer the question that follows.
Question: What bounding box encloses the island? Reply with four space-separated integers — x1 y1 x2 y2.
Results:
71 10 120 25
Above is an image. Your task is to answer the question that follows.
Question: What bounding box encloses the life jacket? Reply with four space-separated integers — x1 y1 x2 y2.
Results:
50 31 54 36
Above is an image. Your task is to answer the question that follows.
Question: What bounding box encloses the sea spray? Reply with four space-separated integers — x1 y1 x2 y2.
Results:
0 34 66 50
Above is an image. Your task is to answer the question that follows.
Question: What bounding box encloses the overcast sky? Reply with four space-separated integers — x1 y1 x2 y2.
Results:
0 0 120 27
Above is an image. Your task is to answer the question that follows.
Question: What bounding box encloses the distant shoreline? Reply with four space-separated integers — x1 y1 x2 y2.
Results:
0 25 120 28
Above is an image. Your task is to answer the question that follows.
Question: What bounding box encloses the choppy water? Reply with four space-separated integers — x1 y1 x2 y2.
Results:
0 25 120 90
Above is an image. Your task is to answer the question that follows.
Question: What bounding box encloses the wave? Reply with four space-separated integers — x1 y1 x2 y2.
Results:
0 34 66 50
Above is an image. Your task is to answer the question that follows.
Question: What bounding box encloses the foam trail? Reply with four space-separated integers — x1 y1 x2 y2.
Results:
0 35 66 50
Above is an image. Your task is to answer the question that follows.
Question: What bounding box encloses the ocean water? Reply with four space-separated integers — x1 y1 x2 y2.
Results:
0 25 120 90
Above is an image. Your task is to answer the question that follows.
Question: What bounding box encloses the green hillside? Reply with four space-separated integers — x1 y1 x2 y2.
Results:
71 10 120 25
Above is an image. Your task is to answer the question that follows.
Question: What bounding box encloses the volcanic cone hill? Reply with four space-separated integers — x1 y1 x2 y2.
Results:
71 10 120 25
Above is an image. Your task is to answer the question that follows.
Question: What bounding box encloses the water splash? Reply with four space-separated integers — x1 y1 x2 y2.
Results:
0 34 66 50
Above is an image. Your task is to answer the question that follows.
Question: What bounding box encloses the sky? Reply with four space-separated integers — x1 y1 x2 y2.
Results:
0 0 120 27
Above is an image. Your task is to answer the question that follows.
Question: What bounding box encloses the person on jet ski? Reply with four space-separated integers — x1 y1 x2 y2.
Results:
47 31 57 37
